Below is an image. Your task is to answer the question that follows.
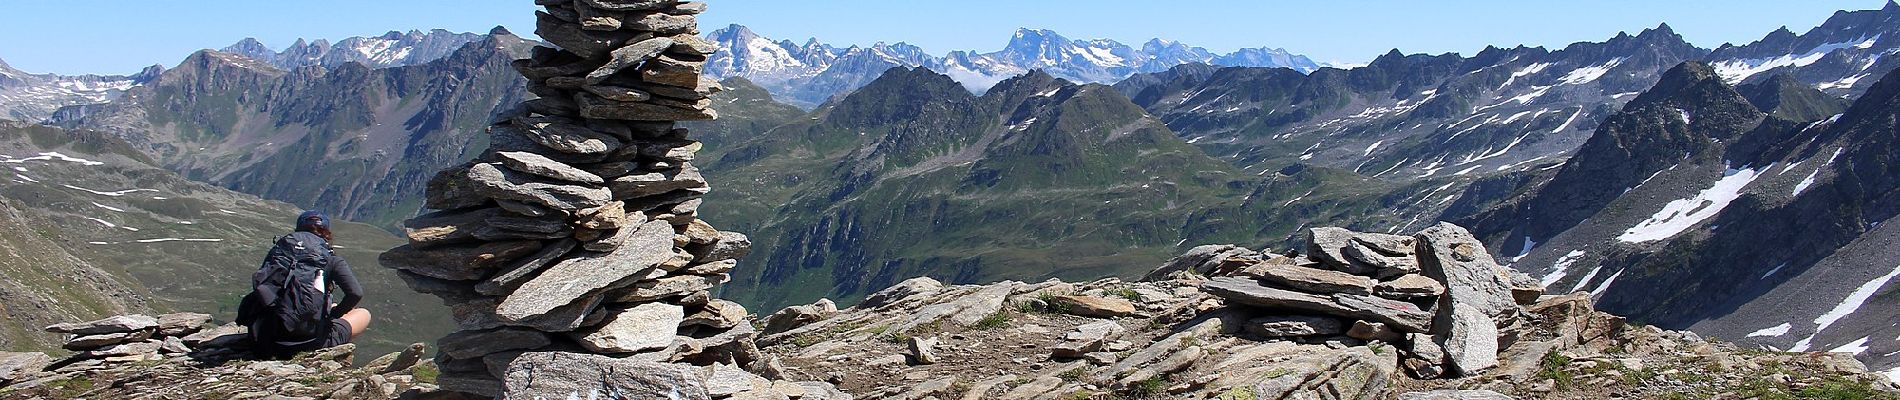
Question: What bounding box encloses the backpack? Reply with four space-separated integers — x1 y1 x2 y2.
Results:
246 232 333 342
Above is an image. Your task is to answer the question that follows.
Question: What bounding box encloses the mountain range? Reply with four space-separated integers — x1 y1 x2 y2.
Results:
218 29 490 71
702 24 1324 107
0 59 162 123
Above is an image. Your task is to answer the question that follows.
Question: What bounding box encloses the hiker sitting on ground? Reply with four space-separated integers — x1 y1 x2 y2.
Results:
237 210 372 359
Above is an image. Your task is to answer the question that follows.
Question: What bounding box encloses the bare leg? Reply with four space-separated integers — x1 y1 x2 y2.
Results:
340 308 373 340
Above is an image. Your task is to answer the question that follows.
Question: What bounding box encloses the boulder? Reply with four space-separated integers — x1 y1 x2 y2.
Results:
761 299 838 335
1406 333 1449 379
1345 241 1422 278
704 363 770 398
687 231 751 263
366 343 427 374
908 336 940 365
1053 295 1136 318
1347 320 1406 343
860 277 943 308
0 352 51 384
45 314 157 335
424 163 492 211
1142 244 1259 280
1374 274 1446 300
154 312 212 336
504 352 711 400
1416 223 1517 375
682 299 748 329
1306 227 1379 275
1052 321 1124 358
496 220 675 320
573 303 683 354
1243 315 1345 337
1254 264 1375 295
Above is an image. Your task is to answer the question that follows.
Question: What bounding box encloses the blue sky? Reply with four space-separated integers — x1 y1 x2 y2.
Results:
0 1 1883 75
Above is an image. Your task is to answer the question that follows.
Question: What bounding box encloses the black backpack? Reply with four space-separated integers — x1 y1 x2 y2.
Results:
245 232 333 342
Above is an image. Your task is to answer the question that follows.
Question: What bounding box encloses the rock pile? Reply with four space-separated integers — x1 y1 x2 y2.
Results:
1161 222 1544 379
378 0 840 398
31 313 250 368
7 313 439 399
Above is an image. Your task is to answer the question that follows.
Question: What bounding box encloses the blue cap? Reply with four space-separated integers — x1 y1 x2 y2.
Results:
296 210 329 231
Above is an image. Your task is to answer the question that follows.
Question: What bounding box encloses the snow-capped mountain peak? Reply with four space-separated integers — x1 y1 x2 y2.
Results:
702 24 1324 107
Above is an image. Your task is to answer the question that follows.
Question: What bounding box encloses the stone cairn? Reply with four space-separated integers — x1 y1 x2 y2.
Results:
29 313 229 368
1149 222 1545 379
377 1 831 398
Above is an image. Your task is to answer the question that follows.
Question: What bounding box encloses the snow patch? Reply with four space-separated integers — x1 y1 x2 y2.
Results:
131 238 225 243
0 152 104 166
1541 250 1587 287
1827 336 1871 355
1762 262 1788 279
1569 264 1606 294
1617 165 1762 243
1792 170 1819 197
1363 140 1383 156
1551 109 1583 133
62 185 157 197
1589 268 1626 297
1558 58 1624 85
1789 262 1900 351
92 202 126 213
1746 323 1792 338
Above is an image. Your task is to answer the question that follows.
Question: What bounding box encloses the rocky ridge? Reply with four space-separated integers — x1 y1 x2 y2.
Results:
2 314 437 399
2 224 1896 399
745 223 1899 399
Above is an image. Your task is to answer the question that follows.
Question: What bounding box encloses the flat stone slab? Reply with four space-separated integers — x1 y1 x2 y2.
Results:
379 240 544 281
1255 264 1375 295
466 162 612 212
497 220 676 320
504 351 711 400
45 315 157 335
1203 276 1431 333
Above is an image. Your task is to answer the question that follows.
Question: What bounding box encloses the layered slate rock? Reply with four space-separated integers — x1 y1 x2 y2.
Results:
378 1 843 398
1181 223 1541 379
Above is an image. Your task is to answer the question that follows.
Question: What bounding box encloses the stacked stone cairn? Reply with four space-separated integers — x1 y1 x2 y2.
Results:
1149 222 1545 379
376 1 841 398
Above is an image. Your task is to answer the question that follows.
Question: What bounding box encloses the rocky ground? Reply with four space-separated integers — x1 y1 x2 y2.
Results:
3 223 1898 399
